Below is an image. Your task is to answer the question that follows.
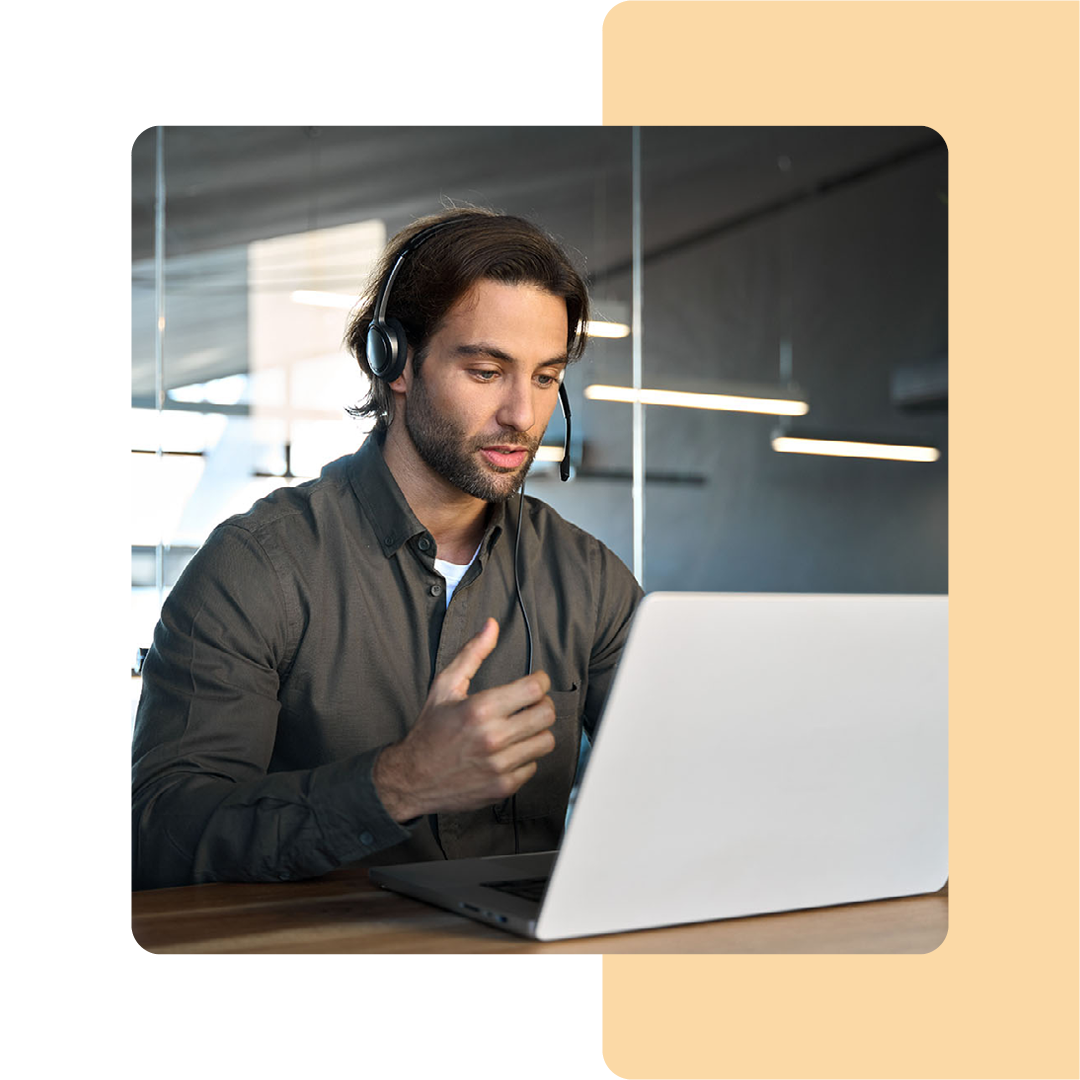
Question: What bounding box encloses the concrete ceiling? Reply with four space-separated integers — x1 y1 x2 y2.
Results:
132 125 944 396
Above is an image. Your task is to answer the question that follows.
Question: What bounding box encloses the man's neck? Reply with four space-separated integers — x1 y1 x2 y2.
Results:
381 422 490 563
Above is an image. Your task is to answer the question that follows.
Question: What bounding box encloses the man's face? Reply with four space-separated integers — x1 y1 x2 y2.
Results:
394 279 569 503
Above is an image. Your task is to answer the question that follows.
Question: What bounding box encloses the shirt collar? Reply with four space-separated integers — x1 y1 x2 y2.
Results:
347 431 507 560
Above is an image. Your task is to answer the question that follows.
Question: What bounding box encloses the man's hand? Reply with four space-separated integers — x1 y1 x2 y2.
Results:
373 618 557 822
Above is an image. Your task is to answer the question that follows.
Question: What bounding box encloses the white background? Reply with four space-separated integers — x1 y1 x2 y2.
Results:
4 2 653 1078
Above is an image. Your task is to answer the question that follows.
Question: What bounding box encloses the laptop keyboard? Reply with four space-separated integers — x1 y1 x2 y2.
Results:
481 876 549 903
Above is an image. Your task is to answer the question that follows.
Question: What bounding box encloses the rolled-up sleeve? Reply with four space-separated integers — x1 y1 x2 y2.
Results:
131 524 411 890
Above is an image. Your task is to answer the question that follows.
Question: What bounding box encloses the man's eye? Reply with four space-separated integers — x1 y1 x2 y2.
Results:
536 373 558 388
472 369 499 381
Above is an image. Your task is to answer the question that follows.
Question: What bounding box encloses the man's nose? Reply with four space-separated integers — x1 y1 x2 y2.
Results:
495 377 536 432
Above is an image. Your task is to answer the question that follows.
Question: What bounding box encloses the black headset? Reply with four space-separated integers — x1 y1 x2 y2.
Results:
365 218 573 482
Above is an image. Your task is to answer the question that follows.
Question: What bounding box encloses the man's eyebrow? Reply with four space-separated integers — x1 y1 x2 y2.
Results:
453 342 569 367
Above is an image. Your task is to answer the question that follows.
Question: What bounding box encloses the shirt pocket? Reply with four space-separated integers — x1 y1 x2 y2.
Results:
494 687 582 823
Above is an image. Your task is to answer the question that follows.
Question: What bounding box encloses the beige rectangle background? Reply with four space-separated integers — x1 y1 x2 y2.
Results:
601 2 1078 1077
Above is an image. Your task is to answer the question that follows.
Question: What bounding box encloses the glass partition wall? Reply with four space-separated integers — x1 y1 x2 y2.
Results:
132 126 947 707
130 126 637 711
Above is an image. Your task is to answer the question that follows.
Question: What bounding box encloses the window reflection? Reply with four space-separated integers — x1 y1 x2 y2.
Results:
131 218 386 663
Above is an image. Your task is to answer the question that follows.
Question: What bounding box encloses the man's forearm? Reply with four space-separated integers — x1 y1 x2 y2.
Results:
132 749 413 889
371 743 424 824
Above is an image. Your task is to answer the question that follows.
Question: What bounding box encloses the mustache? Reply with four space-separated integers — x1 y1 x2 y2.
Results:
468 430 540 453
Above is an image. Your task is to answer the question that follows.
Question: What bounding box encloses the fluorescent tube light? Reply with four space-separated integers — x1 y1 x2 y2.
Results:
584 320 631 339
291 290 355 309
771 435 940 462
584 384 809 416
534 445 566 462
584 299 632 339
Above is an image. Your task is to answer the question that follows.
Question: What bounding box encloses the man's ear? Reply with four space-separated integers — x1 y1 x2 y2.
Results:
387 348 411 394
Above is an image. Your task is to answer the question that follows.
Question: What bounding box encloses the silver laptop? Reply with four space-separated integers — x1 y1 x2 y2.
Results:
370 592 948 941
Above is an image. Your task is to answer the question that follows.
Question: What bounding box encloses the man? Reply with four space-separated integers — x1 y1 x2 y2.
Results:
131 208 642 890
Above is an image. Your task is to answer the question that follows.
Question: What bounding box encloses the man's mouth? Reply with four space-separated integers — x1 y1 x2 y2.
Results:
479 445 530 469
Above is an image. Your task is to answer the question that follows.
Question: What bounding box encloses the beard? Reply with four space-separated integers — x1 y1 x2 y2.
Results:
403 372 541 502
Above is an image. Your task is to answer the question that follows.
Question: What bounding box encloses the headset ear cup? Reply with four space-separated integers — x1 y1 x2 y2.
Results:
365 323 391 379
381 317 410 382
366 317 410 382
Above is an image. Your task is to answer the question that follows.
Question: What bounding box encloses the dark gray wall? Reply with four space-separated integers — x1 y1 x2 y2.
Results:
527 131 947 593
642 143 947 593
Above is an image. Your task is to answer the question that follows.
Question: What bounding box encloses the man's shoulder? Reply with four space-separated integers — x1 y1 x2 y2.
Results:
522 495 635 577
217 453 356 545
523 494 595 545
225 455 356 531
520 496 644 639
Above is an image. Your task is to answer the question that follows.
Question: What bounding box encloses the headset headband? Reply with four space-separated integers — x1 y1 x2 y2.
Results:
371 218 458 330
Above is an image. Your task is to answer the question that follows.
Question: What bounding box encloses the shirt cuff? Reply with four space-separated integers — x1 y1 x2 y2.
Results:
309 746 416 861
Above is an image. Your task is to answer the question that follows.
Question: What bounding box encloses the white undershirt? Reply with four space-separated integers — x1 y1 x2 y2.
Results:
433 542 482 607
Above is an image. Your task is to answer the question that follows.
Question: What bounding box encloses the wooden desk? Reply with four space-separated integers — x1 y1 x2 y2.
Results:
132 871 947 954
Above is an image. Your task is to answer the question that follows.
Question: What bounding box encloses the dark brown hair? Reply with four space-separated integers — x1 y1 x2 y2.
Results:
344 208 590 431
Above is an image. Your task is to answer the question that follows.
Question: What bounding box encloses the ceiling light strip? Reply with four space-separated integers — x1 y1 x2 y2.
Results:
584 320 631 338
585 384 808 416
534 445 566 462
291 290 355 309
771 436 939 462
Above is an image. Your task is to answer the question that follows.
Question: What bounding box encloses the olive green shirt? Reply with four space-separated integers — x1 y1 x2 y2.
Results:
131 433 642 889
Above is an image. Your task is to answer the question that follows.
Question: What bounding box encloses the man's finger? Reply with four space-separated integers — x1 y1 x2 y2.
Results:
433 618 499 701
501 759 540 797
491 728 557 776
497 696 558 745
471 670 551 718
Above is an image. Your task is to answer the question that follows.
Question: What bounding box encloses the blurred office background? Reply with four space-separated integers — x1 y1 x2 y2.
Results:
132 126 947 690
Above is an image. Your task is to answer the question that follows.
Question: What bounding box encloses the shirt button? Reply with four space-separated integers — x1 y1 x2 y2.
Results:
418 537 430 551
429 583 443 597
360 831 374 846
383 535 394 547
